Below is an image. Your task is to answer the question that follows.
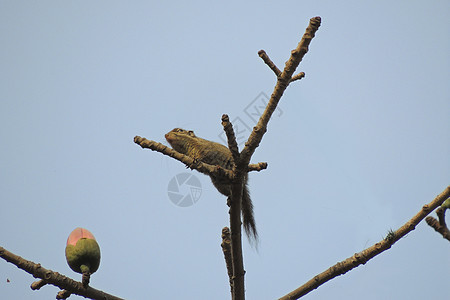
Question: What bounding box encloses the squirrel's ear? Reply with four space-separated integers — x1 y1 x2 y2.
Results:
188 130 195 137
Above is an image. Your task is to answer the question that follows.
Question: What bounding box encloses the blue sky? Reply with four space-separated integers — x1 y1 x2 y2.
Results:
1 1 449 299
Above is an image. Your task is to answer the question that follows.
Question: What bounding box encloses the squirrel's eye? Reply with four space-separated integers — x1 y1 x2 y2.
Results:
177 129 183 132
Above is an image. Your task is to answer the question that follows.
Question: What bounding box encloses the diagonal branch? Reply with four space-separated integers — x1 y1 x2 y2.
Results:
241 16 321 167
0 246 123 300
279 185 450 300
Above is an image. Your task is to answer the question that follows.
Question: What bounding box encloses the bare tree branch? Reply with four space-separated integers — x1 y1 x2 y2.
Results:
221 227 233 296
0 246 124 300
258 49 305 83
134 16 322 300
426 206 450 241
229 179 245 300
279 185 450 300
241 16 321 166
221 114 240 163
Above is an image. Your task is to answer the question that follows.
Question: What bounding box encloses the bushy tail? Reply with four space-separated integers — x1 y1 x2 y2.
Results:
242 182 258 246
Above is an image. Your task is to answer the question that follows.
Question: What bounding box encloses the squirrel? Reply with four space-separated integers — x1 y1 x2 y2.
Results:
165 128 258 244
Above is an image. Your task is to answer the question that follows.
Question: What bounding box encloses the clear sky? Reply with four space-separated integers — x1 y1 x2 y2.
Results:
1 1 449 299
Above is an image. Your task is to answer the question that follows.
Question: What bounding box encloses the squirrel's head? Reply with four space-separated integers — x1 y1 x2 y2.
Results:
165 128 196 154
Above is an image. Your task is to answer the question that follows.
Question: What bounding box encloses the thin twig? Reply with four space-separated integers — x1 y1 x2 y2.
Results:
279 185 450 300
258 50 281 77
289 72 306 83
248 162 268 172
0 247 124 300
258 49 305 83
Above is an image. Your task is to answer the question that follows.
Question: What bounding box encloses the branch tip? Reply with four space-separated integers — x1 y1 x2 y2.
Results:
289 72 306 83
221 114 230 122
258 49 281 77
56 290 71 299
31 279 47 290
310 16 322 27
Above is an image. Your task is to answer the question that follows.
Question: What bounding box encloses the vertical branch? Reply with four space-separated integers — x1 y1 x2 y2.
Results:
222 114 240 163
229 179 245 300
221 227 233 295
221 115 246 300
220 17 321 300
